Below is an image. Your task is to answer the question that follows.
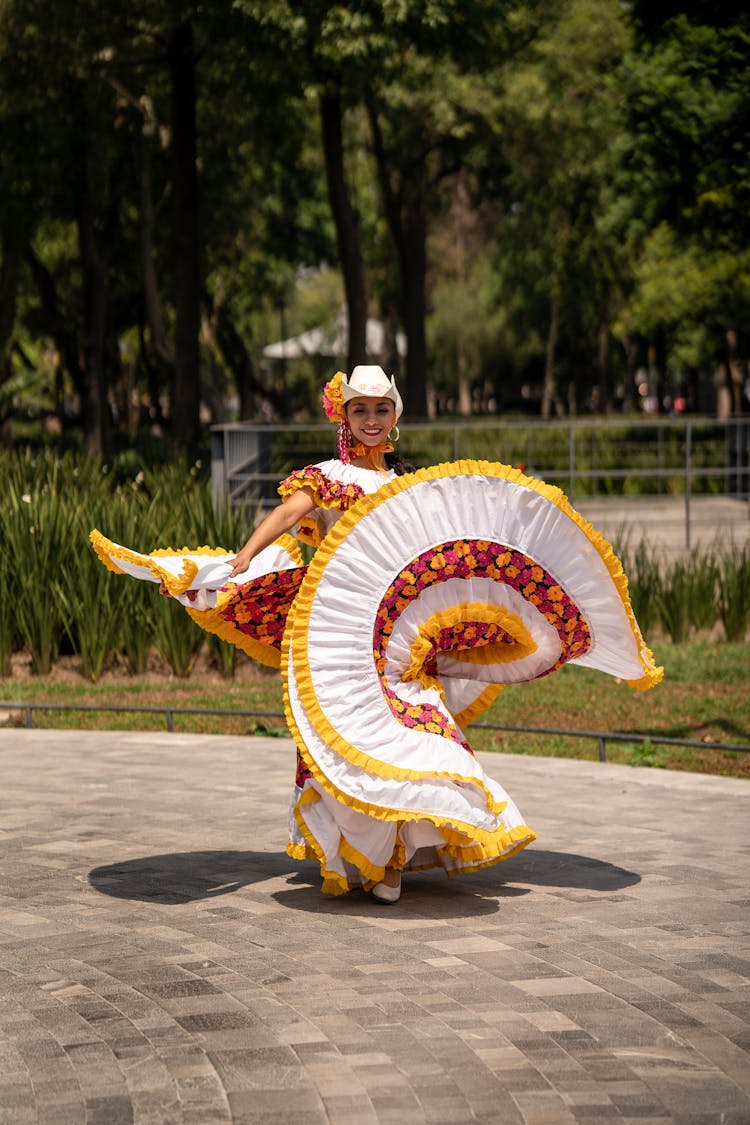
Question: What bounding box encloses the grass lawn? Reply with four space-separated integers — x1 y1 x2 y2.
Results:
0 641 747 778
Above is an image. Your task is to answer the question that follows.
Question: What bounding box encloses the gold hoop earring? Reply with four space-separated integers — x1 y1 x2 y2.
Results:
388 425 400 443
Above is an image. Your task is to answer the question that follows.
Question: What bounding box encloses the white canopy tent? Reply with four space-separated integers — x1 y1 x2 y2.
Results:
262 316 406 360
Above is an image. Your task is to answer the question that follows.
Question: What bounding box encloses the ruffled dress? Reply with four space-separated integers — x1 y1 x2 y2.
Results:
91 458 662 896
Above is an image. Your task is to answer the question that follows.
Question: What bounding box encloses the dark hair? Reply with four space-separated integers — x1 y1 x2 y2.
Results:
385 451 416 476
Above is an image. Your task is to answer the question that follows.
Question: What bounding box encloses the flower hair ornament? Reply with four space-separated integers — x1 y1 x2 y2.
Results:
322 371 353 461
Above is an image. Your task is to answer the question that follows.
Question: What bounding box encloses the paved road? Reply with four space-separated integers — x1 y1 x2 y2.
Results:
0 729 748 1124
573 495 749 556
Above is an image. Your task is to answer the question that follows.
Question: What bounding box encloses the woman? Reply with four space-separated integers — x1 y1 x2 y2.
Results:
91 366 661 903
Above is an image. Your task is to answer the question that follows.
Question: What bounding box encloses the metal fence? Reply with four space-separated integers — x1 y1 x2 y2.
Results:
211 415 749 503
211 415 749 551
2 700 747 763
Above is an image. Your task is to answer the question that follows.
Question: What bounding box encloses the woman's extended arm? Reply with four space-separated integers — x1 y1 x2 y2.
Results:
228 488 316 577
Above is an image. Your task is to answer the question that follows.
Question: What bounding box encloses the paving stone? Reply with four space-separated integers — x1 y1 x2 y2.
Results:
0 728 748 1124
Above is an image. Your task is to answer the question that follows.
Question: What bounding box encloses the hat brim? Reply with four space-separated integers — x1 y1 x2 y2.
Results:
341 376 403 420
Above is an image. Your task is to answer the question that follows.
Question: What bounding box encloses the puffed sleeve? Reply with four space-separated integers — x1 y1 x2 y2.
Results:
277 465 365 546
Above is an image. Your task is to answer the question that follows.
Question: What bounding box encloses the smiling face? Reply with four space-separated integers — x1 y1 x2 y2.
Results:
346 396 395 446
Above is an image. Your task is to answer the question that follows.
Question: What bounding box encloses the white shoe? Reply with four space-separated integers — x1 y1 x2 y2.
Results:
372 873 401 903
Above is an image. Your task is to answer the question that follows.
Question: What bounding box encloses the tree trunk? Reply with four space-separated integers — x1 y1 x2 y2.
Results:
399 193 429 418
624 332 645 411
212 299 284 420
541 295 560 419
0 227 21 378
366 100 429 418
169 20 201 457
725 329 745 416
596 308 612 414
137 109 174 372
71 88 110 456
27 247 86 402
649 326 667 415
320 91 367 371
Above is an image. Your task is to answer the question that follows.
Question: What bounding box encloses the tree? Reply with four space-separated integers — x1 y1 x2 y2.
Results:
483 0 632 416
611 7 750 413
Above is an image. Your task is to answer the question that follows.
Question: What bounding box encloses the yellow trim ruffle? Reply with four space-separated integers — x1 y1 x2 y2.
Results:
284 595 509 816
402 602 538 692
184 596 280 668
90 529 303 601
291 787 349 895
454 682 505 728
290 782 536 894
90 529 229 596
293 459 662 695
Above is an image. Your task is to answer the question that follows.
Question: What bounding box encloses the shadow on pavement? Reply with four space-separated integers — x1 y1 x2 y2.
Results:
88 850 304 904
88 847 639 909
496 848 641 891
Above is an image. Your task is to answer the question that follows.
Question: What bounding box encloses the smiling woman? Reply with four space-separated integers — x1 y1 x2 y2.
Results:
91 366 662 904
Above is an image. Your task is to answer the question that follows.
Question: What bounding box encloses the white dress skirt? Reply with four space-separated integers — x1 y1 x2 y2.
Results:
91 458 662 895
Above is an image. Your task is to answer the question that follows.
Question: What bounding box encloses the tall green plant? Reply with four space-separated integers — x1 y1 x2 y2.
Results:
0 536 16 676
657 559 692 644
686 550 718 633
151 593 204 678
7 457 75 674
717 543 750 643
620 539 662 638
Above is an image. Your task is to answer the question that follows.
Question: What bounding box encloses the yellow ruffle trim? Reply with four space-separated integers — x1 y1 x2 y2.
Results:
455 683 506 728
402 602 538 692
284 605 510 816
90 529 225 595
291 787 349 895
282 661 523 858
292 458 663 696
290 784 536 894
184 597 280 668
90 529 302 601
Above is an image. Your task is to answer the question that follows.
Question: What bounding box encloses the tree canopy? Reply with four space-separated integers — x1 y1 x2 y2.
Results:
0 0 747 456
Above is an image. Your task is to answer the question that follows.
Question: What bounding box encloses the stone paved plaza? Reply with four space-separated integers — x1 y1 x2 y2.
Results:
0 729 748 1124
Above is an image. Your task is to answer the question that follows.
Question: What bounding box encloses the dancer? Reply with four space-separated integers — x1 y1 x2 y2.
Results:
91 365 662 904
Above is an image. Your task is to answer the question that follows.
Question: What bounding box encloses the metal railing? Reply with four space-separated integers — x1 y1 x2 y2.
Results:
210 416 750 550
2 701 747 763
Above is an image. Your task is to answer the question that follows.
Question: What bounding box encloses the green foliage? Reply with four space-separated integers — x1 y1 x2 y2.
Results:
717 542 750 642
629 737 668 769
1 0 749 449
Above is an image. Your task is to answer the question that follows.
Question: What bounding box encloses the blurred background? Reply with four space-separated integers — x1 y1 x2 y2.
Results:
0 0 748 463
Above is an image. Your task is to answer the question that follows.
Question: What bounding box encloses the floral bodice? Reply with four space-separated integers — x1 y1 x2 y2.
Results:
278 458 396 546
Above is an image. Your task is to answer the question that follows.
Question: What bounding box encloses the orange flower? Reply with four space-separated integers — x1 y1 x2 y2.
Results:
322 370 346 423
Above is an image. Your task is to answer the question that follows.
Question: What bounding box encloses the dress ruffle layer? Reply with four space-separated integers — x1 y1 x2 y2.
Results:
91 459 661 895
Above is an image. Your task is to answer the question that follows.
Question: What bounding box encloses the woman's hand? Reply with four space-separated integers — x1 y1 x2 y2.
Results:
227 489 316 580
228 544 255 578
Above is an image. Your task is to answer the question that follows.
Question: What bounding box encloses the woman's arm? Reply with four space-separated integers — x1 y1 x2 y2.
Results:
228 488 316 577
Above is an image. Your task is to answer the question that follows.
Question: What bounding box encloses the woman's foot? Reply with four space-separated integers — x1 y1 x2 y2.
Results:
372 868 402 903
